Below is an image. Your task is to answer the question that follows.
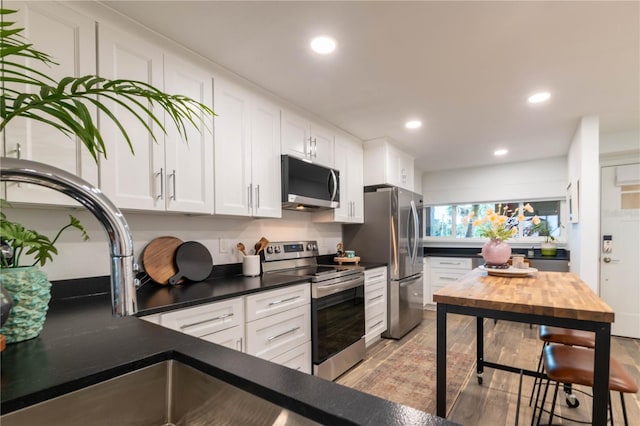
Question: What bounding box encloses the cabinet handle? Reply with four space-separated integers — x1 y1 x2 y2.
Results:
10 142 22 159
247 184 252 213
307 136 313 159
156 168 164 200
255 184 260 209
439 276 458 281
369 294 384 301
170 169 176 200
179 312 234 330
369 320 384 330
267 326 300 341
268 295 300 306
237 337 243 352
368 273 385 280
440 261 462 265
313 138 318 158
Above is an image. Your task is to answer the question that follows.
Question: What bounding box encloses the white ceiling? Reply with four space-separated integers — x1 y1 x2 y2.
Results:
102 1 639 172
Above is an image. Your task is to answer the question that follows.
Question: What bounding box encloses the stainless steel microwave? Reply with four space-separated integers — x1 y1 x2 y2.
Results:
281 155 340 211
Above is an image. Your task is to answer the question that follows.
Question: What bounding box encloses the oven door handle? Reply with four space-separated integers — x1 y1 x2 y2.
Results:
314 275 364 298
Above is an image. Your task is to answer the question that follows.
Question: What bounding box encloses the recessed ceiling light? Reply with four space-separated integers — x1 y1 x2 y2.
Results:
310 36 336 54
494 149 508 156
405 120 422 129
528 92 551 104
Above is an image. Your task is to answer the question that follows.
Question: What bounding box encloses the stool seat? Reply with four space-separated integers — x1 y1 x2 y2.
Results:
539 325 595 348
543 345 638 394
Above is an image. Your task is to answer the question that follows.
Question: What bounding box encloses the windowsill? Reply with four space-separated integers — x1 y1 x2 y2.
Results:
423 237 566 249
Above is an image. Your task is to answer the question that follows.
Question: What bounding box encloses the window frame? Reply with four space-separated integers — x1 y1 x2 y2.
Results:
423 199 566 245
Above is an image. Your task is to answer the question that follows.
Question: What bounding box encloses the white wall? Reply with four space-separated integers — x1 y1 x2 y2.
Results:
5 207 342 281
600 130 640 156
567 116 600 292
421 156 568 205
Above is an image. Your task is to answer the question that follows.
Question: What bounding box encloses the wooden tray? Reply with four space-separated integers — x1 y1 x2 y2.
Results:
479 265 538 277
334 256 360 265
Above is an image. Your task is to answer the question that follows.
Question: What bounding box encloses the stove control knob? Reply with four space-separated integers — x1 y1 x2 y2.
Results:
266 246 274 254
274 245 281 253
312 243 318 250
307 243 314 251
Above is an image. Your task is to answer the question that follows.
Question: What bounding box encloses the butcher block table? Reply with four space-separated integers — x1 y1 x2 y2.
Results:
433 269 615 425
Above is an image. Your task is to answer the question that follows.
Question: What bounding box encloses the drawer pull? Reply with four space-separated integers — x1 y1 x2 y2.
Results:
439 276 458 281
369 294 384 302
440 261 462 265
267 326 300 341
179 312 234 330
368 273 385 280
369 320 384 330
268 295 300 306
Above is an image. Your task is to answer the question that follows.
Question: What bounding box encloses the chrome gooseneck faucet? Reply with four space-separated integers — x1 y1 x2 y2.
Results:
1 158 137 316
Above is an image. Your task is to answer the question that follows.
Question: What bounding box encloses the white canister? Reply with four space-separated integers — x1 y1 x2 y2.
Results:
243 255 261 277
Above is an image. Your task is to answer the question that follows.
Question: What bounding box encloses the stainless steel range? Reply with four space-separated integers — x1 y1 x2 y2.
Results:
262 241 366 381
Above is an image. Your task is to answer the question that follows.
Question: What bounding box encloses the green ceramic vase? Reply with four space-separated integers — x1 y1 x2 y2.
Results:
0 267 51 343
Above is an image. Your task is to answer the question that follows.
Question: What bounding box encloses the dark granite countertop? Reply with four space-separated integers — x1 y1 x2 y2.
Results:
1 265 455 425
424 247 570 261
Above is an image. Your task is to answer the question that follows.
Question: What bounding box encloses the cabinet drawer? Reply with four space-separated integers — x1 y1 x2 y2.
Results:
159 297 244 337
430 257 472 270
246 305 310 361
199 325 244 352
430 270 469 286
365 283 386 308
365 309 386 345
245 283 310 322
365 267 387 283
269 341 312 374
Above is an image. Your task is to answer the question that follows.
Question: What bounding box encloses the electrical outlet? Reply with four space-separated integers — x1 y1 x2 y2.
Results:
219 238 229 254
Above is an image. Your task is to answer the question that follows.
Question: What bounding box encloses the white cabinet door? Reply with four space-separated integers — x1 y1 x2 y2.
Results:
245 283 310 322
213 77 252 216
363 138 414 191
98 24 165 211
281 109 334 167
310 124 334 168
250 96 281 218
163 54 214 214
313 133 363 223
281 110 310 160
159 297 244 336
2 2 97 205
199 325 244 352
269 341 312 374
214 78 282 218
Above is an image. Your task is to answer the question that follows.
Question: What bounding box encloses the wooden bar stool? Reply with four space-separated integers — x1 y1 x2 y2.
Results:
533 345 638 426
529 326 595 408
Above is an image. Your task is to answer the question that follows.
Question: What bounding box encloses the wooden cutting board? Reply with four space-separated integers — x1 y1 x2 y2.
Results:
142 236 184 285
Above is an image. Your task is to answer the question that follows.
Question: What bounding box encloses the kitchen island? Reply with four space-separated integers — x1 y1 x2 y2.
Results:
1 270 454 425
433 269 614 426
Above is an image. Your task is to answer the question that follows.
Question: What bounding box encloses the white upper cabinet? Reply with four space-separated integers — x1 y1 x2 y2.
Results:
1 2 97 205
163 54 214 214
214 77 281 218
314 133 364 223
363 137 415 191
281 109 334 168
98 24 214 213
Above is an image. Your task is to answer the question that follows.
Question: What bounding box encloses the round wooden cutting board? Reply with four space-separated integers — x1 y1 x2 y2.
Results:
142 236 184 285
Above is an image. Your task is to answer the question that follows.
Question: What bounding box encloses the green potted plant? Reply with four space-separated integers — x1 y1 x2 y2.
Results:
531 219 558 256
0 8 214 342
0 200 89 342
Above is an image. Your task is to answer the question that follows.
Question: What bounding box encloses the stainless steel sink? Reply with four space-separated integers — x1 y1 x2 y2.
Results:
1 360 319 426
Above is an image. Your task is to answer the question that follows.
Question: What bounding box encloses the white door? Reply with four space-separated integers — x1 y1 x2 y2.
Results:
310 124 334 167
600 163 640 338
164 54 214 214
281 110 310 161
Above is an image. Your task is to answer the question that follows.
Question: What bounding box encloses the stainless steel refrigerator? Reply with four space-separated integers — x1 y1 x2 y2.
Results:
343 185 423 339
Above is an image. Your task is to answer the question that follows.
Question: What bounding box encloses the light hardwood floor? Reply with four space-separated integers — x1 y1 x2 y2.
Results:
342 310 640 425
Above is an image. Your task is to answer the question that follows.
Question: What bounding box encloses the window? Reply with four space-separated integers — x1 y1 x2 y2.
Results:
424 200 563 240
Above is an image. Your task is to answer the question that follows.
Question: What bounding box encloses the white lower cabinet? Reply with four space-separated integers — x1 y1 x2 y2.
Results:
152 297 245 348
245 284 311 374
141 283 312 374
364 267 388 347
426 257 472 309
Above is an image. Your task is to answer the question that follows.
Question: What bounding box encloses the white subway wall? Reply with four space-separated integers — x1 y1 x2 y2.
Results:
421 156 568 205
6 207 342 281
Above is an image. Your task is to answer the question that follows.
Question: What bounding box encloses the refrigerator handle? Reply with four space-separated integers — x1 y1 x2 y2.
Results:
411 199 419 263
406 204 413 262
